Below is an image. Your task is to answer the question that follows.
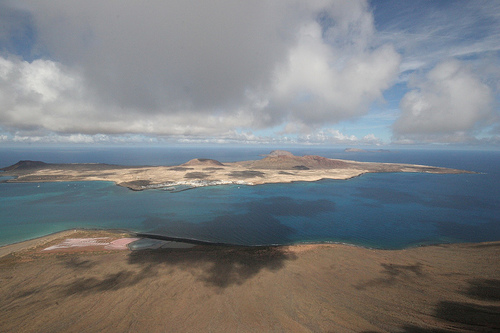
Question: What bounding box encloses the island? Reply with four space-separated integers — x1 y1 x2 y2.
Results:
1 150 471 191
344 147 391 153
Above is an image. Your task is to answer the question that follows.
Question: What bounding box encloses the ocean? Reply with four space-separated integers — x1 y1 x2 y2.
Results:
1 146 499 249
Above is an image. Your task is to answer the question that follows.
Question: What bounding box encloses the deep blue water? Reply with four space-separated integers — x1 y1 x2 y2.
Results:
1 146 499 249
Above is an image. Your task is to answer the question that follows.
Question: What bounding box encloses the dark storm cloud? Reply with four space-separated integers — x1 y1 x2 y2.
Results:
0 0 401 138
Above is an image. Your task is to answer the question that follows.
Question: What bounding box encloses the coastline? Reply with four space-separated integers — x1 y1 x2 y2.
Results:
1 221 496 256
4 226 500 253
1 228 499 332
0 229 133 258
0 226 473 256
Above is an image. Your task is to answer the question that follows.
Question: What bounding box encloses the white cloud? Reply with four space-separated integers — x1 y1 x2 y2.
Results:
393 59 495 142
374 0 500 75
3 126 381 146
267 18 400 127
0 0 401 141
0 56 92 132
265 0 401 127
361 133 382 144
293 128 382 145
9 132 157 144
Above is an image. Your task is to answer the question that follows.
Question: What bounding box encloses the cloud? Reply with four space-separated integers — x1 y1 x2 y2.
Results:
0 56 89 131
9 132 154 144
3 126 380 146
373 0 500 74
296 129 382 145
26 1 297 112
0 0 401 140
393 59 496 143
267 20 400 127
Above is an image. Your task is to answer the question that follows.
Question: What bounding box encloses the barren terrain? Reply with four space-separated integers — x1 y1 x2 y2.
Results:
0 230 498 332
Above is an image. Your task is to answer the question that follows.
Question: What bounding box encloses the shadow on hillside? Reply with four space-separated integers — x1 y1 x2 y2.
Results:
355 262 424 290
361 278 500 332
128 245 297 289
62 265 155 296
14 246 295 297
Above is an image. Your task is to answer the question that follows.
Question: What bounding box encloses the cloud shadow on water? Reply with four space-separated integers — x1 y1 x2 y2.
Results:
244 196 335 217
432 218 500 243
355 186 422 205
142 213 295 246
142 196 336 246
426 194 500 210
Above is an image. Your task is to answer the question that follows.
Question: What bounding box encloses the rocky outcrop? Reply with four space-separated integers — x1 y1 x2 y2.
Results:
267 150 295 157
250 152 347 170
182 158 225 167
1 160 48 172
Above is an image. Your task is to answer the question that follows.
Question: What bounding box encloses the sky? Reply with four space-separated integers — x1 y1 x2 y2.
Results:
0 0 499 147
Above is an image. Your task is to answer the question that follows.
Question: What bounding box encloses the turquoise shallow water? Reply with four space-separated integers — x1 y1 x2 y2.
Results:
1 147 499 248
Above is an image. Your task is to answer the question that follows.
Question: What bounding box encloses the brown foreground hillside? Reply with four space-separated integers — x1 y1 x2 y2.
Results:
0 230 499 332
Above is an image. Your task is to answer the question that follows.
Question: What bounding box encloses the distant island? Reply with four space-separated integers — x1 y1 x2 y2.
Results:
344 147 391 153
1 150 471 191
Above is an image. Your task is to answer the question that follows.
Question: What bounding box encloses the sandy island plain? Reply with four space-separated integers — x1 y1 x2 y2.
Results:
1 150 472 191
1 151 498 332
